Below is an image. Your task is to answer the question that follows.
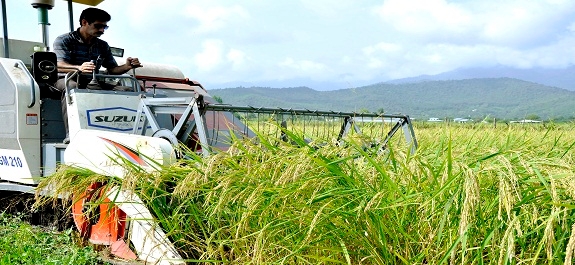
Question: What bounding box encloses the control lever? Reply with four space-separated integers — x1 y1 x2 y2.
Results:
87 55 101 89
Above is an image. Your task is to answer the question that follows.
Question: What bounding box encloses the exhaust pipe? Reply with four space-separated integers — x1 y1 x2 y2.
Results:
31 0 55 51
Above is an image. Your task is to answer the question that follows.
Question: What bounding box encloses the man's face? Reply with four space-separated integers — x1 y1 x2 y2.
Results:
82 19 108 38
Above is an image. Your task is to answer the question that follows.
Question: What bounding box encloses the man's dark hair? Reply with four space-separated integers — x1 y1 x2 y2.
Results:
79 8 111 25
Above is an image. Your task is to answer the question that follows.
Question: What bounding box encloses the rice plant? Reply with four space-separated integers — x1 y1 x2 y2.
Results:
37 122 575 264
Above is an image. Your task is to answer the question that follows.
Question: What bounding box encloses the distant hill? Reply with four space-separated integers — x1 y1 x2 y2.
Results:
208 65 575 92
209 78 575 120
387 65 575 91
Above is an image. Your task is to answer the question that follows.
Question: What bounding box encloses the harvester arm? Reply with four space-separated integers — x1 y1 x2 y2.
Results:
64 129 184 264
107 187 184 264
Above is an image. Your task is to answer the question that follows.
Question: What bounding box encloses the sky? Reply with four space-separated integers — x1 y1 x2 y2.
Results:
3 0 575 90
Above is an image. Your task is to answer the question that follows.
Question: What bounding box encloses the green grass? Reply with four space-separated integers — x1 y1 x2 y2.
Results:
0 213 109 265
36 122 575 264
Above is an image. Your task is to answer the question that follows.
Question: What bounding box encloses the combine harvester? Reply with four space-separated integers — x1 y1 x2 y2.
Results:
0 0 418 264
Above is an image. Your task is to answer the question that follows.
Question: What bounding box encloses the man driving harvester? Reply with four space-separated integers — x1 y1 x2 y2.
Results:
53 7 142 90
53 7 143 143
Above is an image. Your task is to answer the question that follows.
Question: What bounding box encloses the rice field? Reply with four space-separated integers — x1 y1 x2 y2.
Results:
38 122 575 264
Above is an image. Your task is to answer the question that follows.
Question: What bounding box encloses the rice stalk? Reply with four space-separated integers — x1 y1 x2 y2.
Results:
32 122 575 264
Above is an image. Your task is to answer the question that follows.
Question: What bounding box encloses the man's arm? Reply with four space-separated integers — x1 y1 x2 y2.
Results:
53 34 98 73
107 57 142 75
57 61 96 73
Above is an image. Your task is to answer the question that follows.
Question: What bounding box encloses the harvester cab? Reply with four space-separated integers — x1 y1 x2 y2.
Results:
0 0 418 264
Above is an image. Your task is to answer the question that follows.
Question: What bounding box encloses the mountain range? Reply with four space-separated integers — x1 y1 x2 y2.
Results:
208 67 575 121
387 65 575 91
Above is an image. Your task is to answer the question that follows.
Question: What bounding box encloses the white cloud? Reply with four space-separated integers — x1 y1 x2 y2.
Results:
22 0 575 89
373 0 575 48
362 42 404 69
123 0 182 31
194 40 224 72
183 4 250 34
299 0 356 17
352 0 575 82
373 0 472 38
227 49 248 70
479 1 575 48
279 58 327 73
363 42 403 55
191 40 251 75
105 0 575 90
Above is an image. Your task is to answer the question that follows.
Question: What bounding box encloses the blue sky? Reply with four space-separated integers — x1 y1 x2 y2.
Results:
3 0 575 90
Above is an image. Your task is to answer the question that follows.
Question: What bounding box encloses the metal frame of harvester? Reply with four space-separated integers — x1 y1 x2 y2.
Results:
131 97 418 157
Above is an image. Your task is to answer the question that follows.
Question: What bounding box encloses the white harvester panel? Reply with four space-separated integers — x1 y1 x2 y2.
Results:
64 129 175 178
0 58 41 183
67 90 150 142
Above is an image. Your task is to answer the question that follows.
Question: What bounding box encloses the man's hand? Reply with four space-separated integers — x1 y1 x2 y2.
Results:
108 57 143 75
79 61 96 73
126 57 142 69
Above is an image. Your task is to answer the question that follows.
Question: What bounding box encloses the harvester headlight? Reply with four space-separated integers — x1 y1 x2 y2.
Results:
38 60 56 73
